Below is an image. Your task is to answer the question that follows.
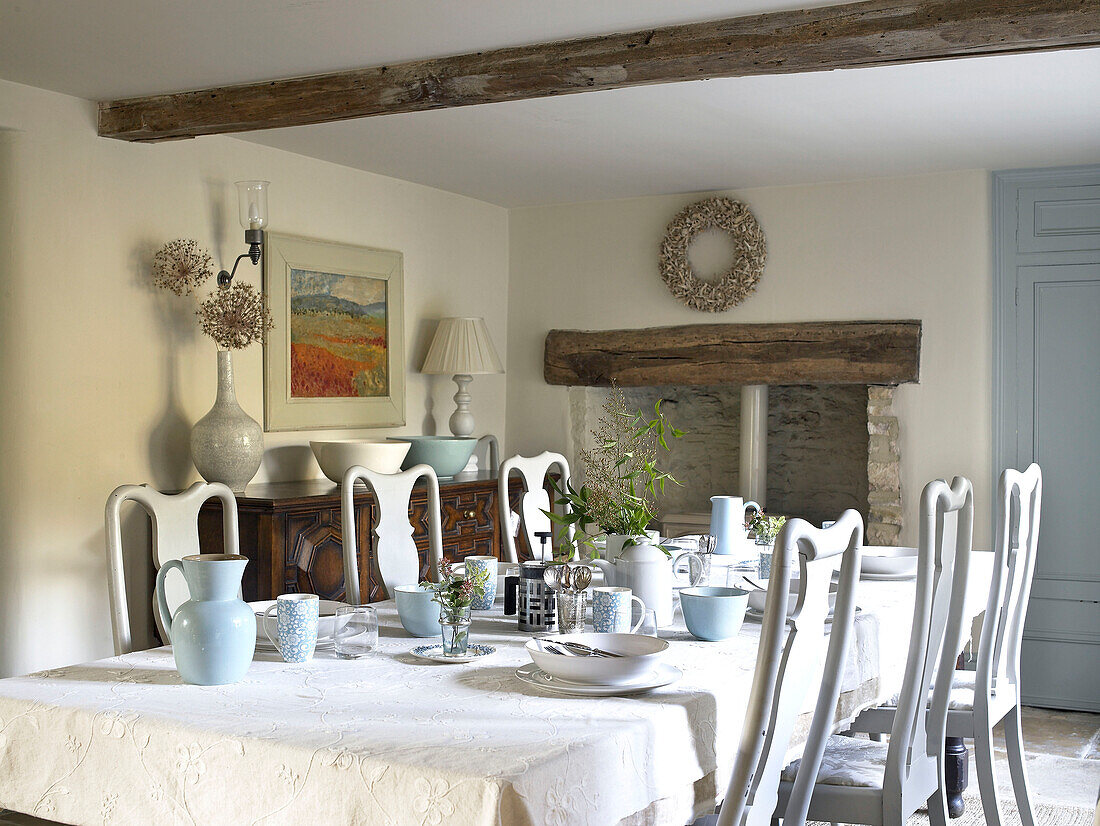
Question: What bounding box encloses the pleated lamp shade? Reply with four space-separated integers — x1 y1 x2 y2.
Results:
421 317 504 375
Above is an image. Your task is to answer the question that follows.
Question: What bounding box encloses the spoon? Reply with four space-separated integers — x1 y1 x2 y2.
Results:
542 565 562 591
560 564 574 592
740 574 767 591
571 565 593 592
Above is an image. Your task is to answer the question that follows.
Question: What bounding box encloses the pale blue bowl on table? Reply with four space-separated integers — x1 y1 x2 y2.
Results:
680 586 749 641
393 436 478 479
394 584 442 638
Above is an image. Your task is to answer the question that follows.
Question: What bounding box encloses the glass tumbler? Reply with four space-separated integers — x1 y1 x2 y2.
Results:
556 591 587 634
334 605 378 659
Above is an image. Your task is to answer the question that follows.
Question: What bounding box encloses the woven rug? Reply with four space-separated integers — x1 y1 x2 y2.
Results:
808 795 1095 826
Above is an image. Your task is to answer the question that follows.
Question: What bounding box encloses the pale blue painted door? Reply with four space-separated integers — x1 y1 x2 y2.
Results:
994 167 1100 712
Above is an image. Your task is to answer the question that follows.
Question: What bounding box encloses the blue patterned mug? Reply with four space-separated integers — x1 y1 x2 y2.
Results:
263 594 319 663
463 556 498 610
591 587 646 634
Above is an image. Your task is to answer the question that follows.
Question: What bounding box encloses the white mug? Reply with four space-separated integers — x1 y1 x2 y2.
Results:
263 593 319 663
591 587 645 634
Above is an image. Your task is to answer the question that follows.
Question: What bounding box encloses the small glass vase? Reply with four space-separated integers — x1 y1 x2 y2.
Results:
757 541 775 580
439 606 472 657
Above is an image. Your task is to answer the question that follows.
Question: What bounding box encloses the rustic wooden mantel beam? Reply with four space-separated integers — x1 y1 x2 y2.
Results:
544 321 922 386
98 0 1099 141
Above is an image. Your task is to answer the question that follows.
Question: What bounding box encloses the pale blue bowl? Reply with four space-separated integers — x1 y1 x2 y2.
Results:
394 436 477 478
680 586 749 641
394 584 442 638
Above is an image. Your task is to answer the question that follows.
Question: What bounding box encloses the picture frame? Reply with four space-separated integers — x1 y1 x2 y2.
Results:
263 233 405 431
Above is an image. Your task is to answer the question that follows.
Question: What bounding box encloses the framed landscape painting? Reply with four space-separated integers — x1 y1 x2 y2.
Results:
264 233 405 431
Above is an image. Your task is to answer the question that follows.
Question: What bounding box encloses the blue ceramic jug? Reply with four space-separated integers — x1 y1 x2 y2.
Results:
155 554 255 685
709 495 761 556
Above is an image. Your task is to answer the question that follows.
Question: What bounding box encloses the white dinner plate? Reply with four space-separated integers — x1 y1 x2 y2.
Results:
256 639 335 652
744 606 861 624
514 662 682 697
860 571 917 581
411 643 496 664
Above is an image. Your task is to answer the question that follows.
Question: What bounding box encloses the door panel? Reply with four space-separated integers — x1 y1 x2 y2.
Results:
997 167 1100 712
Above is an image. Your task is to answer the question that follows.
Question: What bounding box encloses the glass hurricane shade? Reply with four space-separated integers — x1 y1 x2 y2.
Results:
235 181 269 230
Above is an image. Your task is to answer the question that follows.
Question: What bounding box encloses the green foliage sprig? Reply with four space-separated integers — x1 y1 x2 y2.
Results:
750 512 787 544
419 559 490 616
545 386 683 558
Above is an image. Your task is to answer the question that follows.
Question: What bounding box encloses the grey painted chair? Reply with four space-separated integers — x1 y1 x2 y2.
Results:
776 476 974 826
851 465 1041 826
341 464 443 602
498 451 571 563
105 481 239 655
693 509 865 826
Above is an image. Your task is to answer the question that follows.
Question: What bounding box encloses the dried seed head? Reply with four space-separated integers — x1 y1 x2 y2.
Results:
152 239 214 296
196 282 273 350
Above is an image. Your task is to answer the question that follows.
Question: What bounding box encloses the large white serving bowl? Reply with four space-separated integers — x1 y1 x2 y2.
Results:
526 632 668 685
251 599 346 644
310 439 411 482
747 579 839 616
861 546 919 577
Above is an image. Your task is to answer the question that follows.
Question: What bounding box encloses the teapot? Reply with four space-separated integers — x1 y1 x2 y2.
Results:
589 539 684 627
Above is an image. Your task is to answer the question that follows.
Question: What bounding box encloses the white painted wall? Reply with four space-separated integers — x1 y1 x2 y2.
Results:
506 171 993 550
0 79 509 677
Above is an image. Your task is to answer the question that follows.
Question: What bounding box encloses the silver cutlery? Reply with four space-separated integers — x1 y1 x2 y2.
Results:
571 565 592 592
552 640 624 658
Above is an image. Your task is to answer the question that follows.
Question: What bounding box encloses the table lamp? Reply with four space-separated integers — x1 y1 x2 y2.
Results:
421 317 504 439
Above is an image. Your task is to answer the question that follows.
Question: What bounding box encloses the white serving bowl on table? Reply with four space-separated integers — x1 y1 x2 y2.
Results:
526 632 668 685
746 578 839 616
310 439 411 483
251 599 346 645
861 546 919 578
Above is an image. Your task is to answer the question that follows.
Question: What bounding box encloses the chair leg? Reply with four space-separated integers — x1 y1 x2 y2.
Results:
927 754 951 826
868 732 883 742
974 717 1004 826
1003 704 1036 826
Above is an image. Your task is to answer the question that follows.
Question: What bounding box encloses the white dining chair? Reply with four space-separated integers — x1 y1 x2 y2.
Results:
775 476 974 826
851 465 1041 826
476 434 499 473
692 509 865 826
498 451 571 563
341 464 444 602
104 481 239 656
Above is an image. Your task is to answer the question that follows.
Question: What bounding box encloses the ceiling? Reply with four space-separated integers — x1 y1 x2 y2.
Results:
2 1 1098 207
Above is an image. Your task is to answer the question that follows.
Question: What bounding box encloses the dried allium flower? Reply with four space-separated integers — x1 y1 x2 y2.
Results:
152 239 213 296
197 282 273 350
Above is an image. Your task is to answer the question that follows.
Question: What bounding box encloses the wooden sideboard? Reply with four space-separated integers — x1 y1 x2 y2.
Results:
198 471 533 603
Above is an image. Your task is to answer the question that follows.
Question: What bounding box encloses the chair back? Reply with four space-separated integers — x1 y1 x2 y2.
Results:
476 434 499 473
883 477 973 817
342 464 443 602
977 464 1042 703
718 510 864 826
104 481 239 655
498 451 571 563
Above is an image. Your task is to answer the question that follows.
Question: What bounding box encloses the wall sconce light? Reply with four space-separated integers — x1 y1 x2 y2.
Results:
217 180 270 286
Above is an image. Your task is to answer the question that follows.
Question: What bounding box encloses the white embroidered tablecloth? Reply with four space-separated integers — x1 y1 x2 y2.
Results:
0 562 991 826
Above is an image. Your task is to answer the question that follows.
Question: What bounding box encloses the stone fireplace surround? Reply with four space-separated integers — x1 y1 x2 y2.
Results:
546 321 919 546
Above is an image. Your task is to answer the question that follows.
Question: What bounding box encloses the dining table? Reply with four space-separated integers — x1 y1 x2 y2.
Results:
0 553 993 826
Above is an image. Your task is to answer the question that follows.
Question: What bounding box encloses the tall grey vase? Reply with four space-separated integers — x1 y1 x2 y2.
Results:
191 350 263 493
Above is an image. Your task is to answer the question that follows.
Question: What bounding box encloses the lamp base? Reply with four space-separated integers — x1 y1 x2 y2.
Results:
448 374 476 438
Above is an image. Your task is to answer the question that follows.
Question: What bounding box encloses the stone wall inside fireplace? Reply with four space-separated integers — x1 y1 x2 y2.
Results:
569 383 902 543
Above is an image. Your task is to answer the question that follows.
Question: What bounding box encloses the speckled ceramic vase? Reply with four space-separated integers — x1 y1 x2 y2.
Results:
191 350 263 493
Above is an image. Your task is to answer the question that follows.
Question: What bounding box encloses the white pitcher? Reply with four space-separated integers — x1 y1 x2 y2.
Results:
709 495 761 556
589 539 674 627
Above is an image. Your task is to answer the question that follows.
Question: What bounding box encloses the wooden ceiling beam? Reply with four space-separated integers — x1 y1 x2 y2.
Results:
543 321 923 386
98 0 1099 142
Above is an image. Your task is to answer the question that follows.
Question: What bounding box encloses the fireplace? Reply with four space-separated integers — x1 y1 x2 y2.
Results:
547 321 919 545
